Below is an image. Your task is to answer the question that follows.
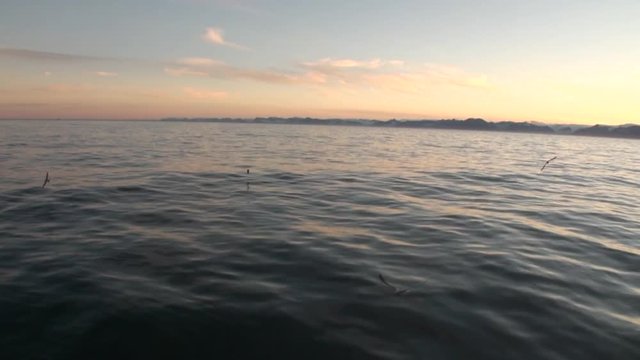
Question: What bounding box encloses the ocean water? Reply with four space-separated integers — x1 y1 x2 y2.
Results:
0 120 638 360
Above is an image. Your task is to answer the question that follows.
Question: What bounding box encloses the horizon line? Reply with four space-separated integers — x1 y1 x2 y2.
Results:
0 117 635 127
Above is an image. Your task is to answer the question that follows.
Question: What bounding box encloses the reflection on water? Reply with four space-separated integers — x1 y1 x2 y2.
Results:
0 120 639 360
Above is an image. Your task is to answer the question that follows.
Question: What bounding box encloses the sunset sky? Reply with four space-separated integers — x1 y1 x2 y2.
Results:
1 0 638 124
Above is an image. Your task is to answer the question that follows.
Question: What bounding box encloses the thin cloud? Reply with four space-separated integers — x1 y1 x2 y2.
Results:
202 27 248 50
183 87 229 100
422 63 492 89
179 57 223 66
164 67 210 77
0 102 53 108
166 57 325 84
179 0 268 15
0 48 114 62
96 71 118 77
303 58 492 90
166 56 490 91
33 83 95 93
303 58 386 70
0 47 159 72
388 60 405 67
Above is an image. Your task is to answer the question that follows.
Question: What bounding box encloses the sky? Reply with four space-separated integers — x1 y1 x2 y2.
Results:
0 0 638 124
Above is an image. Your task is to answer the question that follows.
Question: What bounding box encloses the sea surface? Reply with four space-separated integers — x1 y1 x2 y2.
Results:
0 120 638 360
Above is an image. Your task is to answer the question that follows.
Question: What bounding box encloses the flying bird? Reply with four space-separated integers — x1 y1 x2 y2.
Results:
378 273 408 295
540 156 557 172
42 172 50 188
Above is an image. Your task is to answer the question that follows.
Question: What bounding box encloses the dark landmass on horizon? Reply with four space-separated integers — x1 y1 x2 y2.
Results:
161 117 640 139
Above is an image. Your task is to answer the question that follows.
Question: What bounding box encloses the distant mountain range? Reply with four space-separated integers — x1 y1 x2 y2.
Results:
160 117 640 139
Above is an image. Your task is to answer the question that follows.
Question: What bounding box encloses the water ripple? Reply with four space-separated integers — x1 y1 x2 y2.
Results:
1 121 638 360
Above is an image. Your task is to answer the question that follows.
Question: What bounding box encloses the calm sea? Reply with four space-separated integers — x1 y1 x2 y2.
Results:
0 120 638 360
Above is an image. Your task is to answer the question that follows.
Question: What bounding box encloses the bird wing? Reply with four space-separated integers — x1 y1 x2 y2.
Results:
540 156 557 171
378 273 410 295
378 274 397 291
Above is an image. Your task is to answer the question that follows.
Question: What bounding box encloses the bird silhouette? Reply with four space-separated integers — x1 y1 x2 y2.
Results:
378 273 408 295
42 172 50 188
540 156 557 172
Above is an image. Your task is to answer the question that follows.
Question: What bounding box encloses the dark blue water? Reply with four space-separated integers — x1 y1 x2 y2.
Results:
1 120 638 359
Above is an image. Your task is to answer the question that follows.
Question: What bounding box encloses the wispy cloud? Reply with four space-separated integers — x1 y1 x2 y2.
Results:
163 58 225 77
202 27 248 50
183 87 229 100
179 57 223 66
421 63 491 88
165 57 325 84
0 48 114 62
96 71 118 77
303 58 386 70
302 58 408 71
33 83 95 93
303 58 491 91
164 67 209 77
179 0 267 14
166 55 490 93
